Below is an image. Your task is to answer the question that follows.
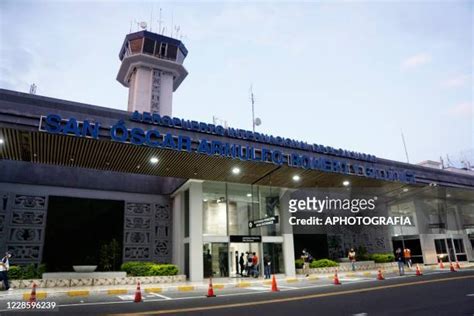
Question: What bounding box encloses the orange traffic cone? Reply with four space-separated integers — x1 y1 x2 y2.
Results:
439 260 444 269
206 277 216 297
333 269 341 285
134 281 142 303
376 269 384 280
28 282 37 303
271 274 279 292
415 264 423 276
455 261 461 270
450 262 456 272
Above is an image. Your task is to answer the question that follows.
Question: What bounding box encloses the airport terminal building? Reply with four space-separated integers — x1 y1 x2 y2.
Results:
0 30 473 281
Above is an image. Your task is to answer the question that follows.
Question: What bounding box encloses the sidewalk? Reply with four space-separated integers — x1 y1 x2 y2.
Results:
1 263 472 301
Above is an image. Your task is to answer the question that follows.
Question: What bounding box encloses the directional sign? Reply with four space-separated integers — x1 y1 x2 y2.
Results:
248 216 279 229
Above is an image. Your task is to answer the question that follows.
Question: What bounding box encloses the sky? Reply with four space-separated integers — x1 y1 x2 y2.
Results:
0 0 472 166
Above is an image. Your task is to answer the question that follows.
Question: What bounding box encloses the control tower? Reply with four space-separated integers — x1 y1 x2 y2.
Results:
117 30 188 116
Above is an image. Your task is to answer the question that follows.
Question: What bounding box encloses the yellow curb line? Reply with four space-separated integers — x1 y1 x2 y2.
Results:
307 276 319 281
263 281 272 285
144 287 162 293
67 290 90 297
107 289 128 295
177 286 194 292
213 284 225 289
235 282 251 288
286 278 298 283
22 292 47 300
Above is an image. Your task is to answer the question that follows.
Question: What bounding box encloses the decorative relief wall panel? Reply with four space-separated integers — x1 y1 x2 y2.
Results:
123 202 152 261
153 202 171 263
6 194 47 264
123 200 172 263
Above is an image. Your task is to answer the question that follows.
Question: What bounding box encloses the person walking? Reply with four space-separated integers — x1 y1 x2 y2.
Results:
247 252 253 277
0 252 12 291
252 252 259 278
301 249 310 276
396 248 405 276
239 253 245 277
403 248 412 268
348 248 356 272
263 253 271 279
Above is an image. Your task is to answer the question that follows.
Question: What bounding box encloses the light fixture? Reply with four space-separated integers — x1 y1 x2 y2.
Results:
446 194 451 198
150 157 159 164
247 193 252 197
0 139 4 144
292 175 301 182
342 180 350 186
403 188 409 192
203 199 208 202
232 167 241 175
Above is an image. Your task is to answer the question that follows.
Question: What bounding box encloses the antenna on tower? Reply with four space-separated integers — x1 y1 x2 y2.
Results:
171 11 174 38
250 85 262 133
174 25 180 39
158 8 163 35
29 83 37 95
150 5 153 32
401 130 410 163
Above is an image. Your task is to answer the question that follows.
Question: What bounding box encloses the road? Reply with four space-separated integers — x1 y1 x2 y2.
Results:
0 269 473 315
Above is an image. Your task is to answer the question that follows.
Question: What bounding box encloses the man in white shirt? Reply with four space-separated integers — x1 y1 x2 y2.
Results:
0 252 12 291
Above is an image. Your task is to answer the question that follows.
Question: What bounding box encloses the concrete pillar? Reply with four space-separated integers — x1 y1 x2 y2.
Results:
172 192 184 274
280 189 296 277
188 182 204 281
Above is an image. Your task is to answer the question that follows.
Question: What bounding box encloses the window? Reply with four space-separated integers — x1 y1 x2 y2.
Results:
160 42 168 57
167 44 178 60
453 239 465 253
129 38 143 54
143 38 155 55
434 239 447 254
203 182 227 236
227 183 256 235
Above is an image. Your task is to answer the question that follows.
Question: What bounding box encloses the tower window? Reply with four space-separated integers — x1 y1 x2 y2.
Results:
129 38 143 54
160 42 168 57
143 38 155 55
167 45 178 60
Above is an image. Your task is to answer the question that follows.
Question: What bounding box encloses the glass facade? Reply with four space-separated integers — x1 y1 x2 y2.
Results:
201 181 285 278
387 186 474 264
202 181 282 237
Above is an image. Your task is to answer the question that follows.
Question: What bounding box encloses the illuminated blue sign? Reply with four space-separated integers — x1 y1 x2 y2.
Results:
39 114 415 184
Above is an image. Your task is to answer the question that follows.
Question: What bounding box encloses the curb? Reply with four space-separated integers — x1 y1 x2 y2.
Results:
9 267 473 301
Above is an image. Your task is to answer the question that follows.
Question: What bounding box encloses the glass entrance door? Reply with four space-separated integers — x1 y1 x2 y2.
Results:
229 243 261 277
203 243 229 278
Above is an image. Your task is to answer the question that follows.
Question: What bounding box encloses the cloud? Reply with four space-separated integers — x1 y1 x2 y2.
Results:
401 53 432 68
447 102 472 117
442 74 470 88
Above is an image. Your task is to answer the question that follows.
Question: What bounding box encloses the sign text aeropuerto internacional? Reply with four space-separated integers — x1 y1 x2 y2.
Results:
38 113 416 184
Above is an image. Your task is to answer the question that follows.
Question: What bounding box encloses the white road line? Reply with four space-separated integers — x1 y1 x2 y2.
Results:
148 293 172 300
247 287 269 291
466 293 474 297
117 295 138 301
353 313 368 316
278 285 299 289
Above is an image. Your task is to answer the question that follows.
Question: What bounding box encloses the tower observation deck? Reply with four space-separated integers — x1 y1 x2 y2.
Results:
116 30 188 116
